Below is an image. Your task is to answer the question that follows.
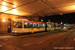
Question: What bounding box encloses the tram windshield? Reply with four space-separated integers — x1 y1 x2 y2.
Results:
14 21 22 28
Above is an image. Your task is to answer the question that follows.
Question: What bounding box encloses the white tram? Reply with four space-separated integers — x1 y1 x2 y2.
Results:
12 19 46 35
47 22 61 30
54 24 61 30
12 19 61 35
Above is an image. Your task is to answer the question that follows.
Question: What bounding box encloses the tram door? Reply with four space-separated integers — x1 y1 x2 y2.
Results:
8 19 11 33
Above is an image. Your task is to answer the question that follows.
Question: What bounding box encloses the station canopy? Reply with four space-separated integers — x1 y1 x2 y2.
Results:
0 0 75 16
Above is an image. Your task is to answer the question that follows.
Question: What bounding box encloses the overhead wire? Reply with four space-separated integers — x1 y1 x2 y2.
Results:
41 0 63 15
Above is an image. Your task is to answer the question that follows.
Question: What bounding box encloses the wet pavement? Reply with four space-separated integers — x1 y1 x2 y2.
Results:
0 29 75 50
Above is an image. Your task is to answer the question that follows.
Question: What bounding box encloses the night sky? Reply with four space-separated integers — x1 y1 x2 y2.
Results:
39 12 75 24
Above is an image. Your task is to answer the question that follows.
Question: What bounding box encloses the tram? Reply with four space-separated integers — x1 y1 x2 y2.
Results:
47 22 61 31
12 19 61 35
12 19 46 35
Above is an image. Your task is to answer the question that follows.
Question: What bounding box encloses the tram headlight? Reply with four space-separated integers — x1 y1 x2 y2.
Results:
12 31 13 32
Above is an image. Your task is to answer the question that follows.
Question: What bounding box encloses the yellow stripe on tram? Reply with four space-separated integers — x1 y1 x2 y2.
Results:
31 28 34 33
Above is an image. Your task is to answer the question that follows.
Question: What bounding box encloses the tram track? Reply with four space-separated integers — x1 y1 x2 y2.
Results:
42 30 75 50
0 29 74 50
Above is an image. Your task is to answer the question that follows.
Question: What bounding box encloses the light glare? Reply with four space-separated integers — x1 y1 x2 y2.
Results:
73 5 75 8
2 2 7 12
13 5 17 14
3 20 5 22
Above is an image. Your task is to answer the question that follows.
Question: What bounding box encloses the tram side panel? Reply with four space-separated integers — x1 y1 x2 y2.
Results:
46 23 61 31
50 24 55 30
12 19 46 35
46 23 55 31
53 24 61 30
29 23 46 32
28 23 45 32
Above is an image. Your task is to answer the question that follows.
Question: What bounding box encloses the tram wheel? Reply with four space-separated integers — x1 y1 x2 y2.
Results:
15 33 18 36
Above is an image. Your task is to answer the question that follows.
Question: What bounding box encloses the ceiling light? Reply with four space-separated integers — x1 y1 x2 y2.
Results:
3 20 5 22
73 5 75 8
2 2 7 12
13 5 17 14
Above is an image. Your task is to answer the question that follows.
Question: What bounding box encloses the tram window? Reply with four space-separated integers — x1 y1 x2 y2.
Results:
24 22 29 28
58 25 59 27
47 24 50 28
33 23 37 28
38 24 40 27
14 22 22 28
56 25 59 27
39 24 41 27
54 25 56 27
39 24 43 28
58 25 60 27
38 24 39 28
38 24 45 28
56 25 57 27
51 25 54 28
36 24 38 28
57 25 60 27
29 23 33 28
43 24 45 27
36 24 43 28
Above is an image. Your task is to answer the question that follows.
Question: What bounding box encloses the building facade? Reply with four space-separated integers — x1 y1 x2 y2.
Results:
0 13 39 33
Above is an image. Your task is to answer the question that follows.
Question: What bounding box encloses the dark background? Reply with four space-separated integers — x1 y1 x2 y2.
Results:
39 12 75 24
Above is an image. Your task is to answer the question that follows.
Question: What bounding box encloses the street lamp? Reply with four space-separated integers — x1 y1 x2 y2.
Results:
41 19 43 22
61 22 63 30
61 22 63 24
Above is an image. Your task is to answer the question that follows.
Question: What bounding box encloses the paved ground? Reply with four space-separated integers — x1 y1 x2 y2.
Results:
0 29 75 50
